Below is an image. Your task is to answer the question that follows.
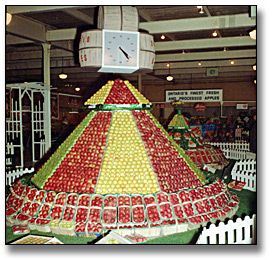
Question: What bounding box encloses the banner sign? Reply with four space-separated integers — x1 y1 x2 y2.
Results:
165 89 223 103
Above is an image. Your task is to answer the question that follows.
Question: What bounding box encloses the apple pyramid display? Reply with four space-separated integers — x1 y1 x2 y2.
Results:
6 79 239 238
168 107 228 170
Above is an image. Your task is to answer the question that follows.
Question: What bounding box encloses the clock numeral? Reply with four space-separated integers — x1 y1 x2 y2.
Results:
152 58 154 64
87 36 90 43
84 54 87 61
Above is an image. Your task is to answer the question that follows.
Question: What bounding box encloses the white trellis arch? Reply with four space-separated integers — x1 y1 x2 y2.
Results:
6 82 51 168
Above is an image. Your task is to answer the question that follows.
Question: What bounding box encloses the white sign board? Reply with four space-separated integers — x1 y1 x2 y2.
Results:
165 89 223 103
236 104 248 109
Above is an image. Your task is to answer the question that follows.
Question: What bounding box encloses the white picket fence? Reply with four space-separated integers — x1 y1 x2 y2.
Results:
222 148 248 160
231 159 257 192
205 141 250 152
6 167 35 186
196 214 256 244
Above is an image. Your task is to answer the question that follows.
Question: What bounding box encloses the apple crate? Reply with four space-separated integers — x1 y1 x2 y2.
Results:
155 191 170 204
115 223 133 236
132 223 149 237
26 187 38 201
6 193 17 208
143 194 156 206
131 205 146 225
172 204 185 219
88 206 102 223
125 234 147 243
27 217 38 231
35 218 52 233
177 219 189 233
118 194 131 206
131 194 144 206
103 194 118 207
75 206 90 223
149 223 162 237
66 193 79 207
43 191 57 205
28 201 42 218
33 190 46 204
158 201 175 221
161 219 178 236
49 219 61 233
58 220 76 236
6 207 17 226
14 213 31 225
146 204 161 225
11 197 25 213
54 192 68 207
90 194 104 208
48 204 65 221
86 222 103 238
102 207 117 226
77 194 92 208
169 193 182 206
178 190 192 204
118 205 131 224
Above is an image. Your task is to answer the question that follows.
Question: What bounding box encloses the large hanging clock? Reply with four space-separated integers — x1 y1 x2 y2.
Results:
79 6 155 74
99 30 140 73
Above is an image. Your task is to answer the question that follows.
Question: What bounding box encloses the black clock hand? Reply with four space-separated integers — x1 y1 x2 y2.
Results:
119 47 130 60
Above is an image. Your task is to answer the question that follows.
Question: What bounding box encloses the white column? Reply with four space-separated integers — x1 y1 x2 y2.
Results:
42 43 51 150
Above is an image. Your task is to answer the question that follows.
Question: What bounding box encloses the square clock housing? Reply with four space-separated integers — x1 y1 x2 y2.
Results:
99 29 140 73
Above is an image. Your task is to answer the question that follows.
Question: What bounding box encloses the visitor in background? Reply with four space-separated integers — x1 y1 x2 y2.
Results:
247 113 257 153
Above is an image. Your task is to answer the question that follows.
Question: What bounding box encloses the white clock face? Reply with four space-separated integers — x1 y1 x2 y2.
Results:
100 30 139 73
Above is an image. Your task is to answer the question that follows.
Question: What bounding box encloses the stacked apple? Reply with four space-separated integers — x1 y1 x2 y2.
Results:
6 207 16 216
91 195 103 207
36 218 51 226
194 201 206 214
22 186 31 197
75 223 87 233
118 195 130 206
189 189 202 201
159 203 173 219
88 207 101 223
125 235 147 243
43 112 111 194
209 198 219 210
60 220 75 229
204 186 213 197
38 204 51 218
188 216 203 224
28 217 37 225
156 192 169 204
182 202 195 217
28 202 41 216
67 194 78 206
208 211 221 219
27 188 37 201
132 205 145 223
13 198 24 211
13 182 26 196
87 222 103 233
104 196 117 207
16 213 30 222
78 195 91 207
21 202 31 214
50 205 64 220
118 207 131 224
104 79 139 104
178 190 191 203
228 201 238 208
196 188 206 199
102 208 117 224
169 193 180 205
44 191 56 204
133 110 202 193
215 195 224 208
55 193 67 205
202 199 212 212
75 207 89 223
131 195 143 206
146 205 160 223
34 190 46 202
6 194 16 207
219 193 229 206
62 206 76 221
96 111 159 194
223 206 232 213
173 205 184 219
